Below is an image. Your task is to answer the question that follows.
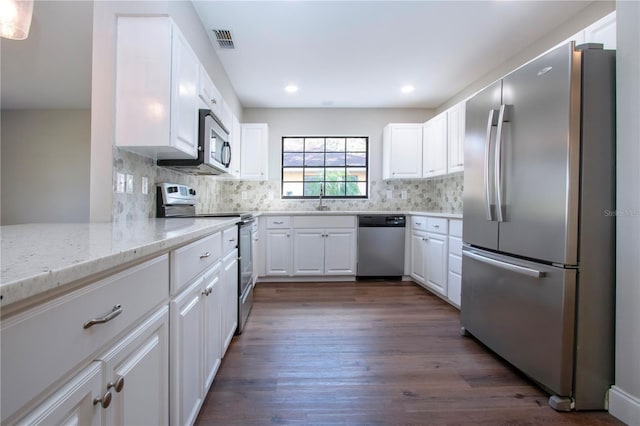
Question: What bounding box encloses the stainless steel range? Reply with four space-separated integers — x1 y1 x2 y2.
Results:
157 183 255 334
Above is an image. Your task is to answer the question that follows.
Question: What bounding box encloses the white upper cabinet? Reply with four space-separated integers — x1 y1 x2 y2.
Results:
115 17 199 160
228 114 242 178
220 100 233 133
240 123 269 180
447 101 465 174
422 112 448 178
198 65 222 119
382 123 423 179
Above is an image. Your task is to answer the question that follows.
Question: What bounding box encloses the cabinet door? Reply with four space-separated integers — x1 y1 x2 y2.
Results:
198 65 222 117
17 362 104 426
425 232 448 296
229 114 242 177
383 124 423 179
170 25 199 159
203 265 222 392
221 100 233 132
240 123 268 180
265 229 292 276
170 280 204 426
447 102 465 173
293 229 325 275
423 113 448 177
410 232 427 284
222 251 238 353
101 307 169 426
324 229 356 275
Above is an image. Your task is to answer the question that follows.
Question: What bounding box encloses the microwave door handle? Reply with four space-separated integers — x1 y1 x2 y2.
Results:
222 142 231 167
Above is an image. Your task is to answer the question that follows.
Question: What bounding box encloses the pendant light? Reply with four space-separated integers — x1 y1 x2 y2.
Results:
0 0 34 40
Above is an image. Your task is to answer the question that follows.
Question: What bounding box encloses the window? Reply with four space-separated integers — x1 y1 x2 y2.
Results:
281 136 368 198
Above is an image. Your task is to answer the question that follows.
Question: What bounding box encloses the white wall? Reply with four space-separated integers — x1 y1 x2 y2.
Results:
438 1 615 112
1 109 90 225
609 1 640 423
242 108 433 182
90 1 241 222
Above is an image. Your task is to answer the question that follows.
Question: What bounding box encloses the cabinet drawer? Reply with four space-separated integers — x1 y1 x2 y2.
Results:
449 219 463 238
449 236 462 256
293 215 355 228
171 232 221 294
449 253 462 275
426 218 448 234
222 226 238 255
265 216 291 229
1 255 169 421
411 216 428 231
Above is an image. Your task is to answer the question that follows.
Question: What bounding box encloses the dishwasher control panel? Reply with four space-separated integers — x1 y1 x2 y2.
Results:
358 215 406 227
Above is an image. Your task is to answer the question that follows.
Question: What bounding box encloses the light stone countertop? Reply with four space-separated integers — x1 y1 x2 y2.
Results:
256 210 463 219
0 218 239 309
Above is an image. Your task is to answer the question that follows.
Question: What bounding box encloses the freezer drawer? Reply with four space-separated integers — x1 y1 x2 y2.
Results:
461 247 576 397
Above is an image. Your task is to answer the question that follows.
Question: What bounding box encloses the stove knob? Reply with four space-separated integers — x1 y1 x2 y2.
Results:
189 189 196 196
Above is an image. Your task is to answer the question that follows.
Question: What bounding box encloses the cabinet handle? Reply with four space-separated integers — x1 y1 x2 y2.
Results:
200 252 211 259
94 391 112 408
273 221 284 224
415 222 422 225
83 304 123 329
286 234 290 238
229 239 236 243
429 169 436 173
202 288 212 296
432 225 440 228
211 98 217 105
107 376 125 393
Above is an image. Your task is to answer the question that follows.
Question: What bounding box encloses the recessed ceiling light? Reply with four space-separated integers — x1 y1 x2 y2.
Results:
285 84 299 93
401 85 415 94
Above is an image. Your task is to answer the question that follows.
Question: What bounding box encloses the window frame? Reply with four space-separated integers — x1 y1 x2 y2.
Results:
280 136 369 199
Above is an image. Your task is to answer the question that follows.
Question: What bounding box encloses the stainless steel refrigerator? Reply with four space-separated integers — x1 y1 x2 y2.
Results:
461 42 615 411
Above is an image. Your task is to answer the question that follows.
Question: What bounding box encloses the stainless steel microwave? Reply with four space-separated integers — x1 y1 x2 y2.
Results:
157 109 230 175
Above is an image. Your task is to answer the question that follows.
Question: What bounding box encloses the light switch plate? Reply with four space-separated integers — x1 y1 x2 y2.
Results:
268 191 274 200
401 190 408 199
141 177 149 195
116 173 125 193
386 190 393 199
126 174 134 193
242 191 248 200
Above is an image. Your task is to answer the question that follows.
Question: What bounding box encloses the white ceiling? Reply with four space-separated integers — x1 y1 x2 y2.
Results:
192 0 595 109
1 0 93 109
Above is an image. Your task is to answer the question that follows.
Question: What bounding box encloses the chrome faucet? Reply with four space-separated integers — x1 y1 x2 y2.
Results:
316 185 329 211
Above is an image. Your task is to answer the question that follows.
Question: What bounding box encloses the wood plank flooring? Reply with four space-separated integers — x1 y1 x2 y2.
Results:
195 281 622 425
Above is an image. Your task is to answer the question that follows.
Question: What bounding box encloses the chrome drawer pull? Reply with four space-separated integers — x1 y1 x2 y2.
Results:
94 391 112 408
84 304 123 329
200 252 211 259
108 376 125 393
273 221 284 224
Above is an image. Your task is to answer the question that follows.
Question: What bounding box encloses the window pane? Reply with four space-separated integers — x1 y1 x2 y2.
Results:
282 168 304 181
325 167 345 181
325 153 345 166
283 153 304 167
304 168 324 181
305 138 325 152
283 182 303 197
304 153 324 166
304 182 322 196
346 182 367 196
346 152 366 166
326 138 345 152
347 137 367 152
283 138 304 151
324 182 346 196
346 167 367 181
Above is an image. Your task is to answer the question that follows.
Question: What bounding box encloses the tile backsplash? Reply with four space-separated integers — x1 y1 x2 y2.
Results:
113 148 463 223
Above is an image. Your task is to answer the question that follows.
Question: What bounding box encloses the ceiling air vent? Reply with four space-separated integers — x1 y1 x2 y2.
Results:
212 29 235 49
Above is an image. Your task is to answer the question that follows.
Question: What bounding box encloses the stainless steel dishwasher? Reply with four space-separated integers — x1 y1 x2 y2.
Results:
357 215 406 279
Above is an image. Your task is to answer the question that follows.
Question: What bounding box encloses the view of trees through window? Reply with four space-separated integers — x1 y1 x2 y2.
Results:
281 137 368 198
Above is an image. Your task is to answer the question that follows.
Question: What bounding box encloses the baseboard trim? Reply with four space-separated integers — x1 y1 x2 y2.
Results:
609 386 640 425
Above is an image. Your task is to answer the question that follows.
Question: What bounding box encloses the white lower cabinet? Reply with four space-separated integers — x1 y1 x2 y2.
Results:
293 229 325 275
323 229 357 275
265 229 293 276
221 249 238 354
203 265 223 395
99 306 169 426
410 216 450 300
16 362 104 426
411 232 428 283
447 219 463 308
293 228 356 275
424 232 448 296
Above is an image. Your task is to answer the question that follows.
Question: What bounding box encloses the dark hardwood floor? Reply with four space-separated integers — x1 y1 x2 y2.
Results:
195 281 622 425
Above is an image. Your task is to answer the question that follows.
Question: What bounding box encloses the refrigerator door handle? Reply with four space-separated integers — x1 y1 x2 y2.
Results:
463 249 546 278
484 109 497 221
494 104 510 222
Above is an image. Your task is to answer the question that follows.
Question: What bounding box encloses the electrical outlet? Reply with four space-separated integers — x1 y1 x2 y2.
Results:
401 190 408 199
141 177 149 195
386 190 393 199
268 191 274 200
242 191 248 200
116 173 125 193
126 174 134 193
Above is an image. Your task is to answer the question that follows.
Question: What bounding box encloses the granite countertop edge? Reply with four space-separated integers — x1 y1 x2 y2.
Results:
0 218 240 309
